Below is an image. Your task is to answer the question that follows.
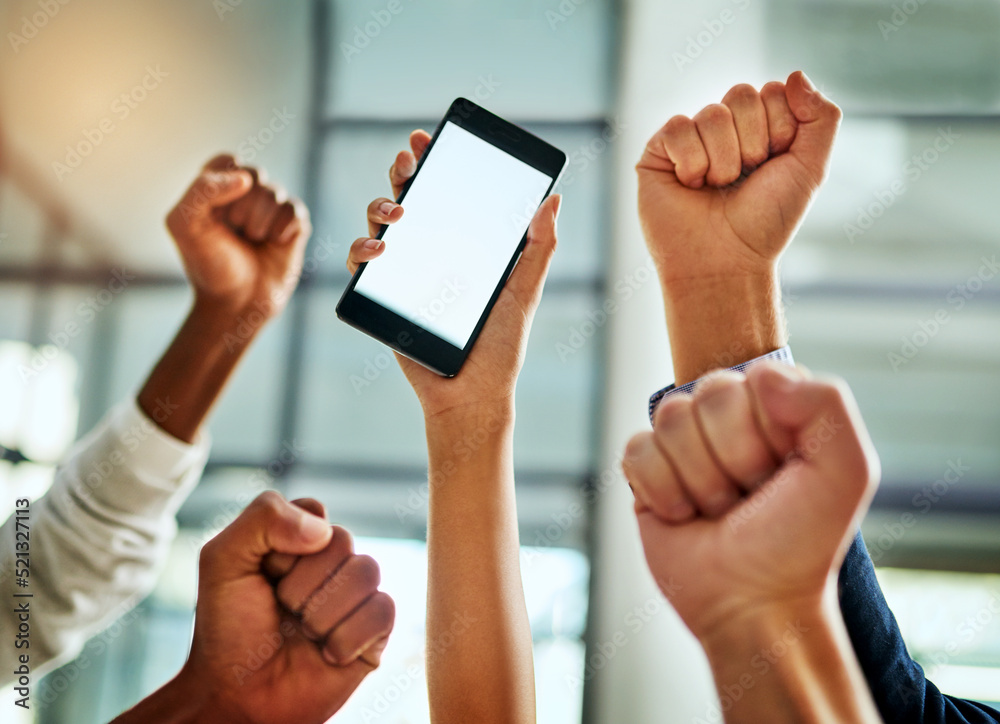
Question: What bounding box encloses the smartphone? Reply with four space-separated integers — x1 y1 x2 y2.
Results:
336 98 567 377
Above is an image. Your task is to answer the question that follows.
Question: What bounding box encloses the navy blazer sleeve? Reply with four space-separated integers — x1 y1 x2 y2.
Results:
839 533 1000 723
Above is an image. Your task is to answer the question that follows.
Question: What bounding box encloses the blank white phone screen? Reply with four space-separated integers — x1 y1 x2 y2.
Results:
354 121 553 349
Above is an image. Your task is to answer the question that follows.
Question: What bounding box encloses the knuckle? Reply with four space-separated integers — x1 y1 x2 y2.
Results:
723 83 758 106
368 592 396 633
760 81 786 100
330 525 355 554
653 395 692 431
623 434 648 471
696 103 732 126
253 490 285 518
351 554 381 589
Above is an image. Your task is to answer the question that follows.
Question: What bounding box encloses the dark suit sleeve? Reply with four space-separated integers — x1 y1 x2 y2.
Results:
839 532 1000 723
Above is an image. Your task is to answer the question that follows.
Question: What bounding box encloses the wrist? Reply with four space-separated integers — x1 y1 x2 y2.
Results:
188 295 271 351
425 405 515 475
698 590 827 660
659 268 786 385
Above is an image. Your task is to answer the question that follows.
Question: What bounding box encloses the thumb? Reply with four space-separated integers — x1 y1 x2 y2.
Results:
783 71 842 189
200 491 333 581
747 364 880 506
504 194 560 312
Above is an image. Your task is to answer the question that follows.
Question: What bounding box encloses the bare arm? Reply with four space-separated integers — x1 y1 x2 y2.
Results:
139 155 311 442
636 71 840 385
346 130 561 722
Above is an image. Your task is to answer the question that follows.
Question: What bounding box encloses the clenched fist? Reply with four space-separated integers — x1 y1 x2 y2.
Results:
623 363 879 641
166 155 311 319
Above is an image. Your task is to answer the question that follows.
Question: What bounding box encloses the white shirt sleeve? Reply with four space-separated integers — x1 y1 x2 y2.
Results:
0 398 210 684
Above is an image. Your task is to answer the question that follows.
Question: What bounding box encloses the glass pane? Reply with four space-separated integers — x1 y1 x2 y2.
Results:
314 122 607 283
877 568 1000 706
106 287 287 459
0 282 33 342
296 287 598 473
784 118 1000 287
327 0 616 120
785 297 1000 490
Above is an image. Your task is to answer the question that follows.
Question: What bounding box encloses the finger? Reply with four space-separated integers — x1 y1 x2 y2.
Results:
760 81 797 155
227 167 262 230
389 150 417 198
503 194 560 314
245 185 282 243
660 116 709 188
367 197 403 238
693 104 742 187
199 491 331 582
167 167 253 235
266 200 297 247
323 591 395 666
275 526 355 614
721 83 769 171
262 498 327 579
300 554 381 642
275 198 311 246
783 70 842 188
747 363 880 497
204 153 239 172
346 237 385 274
358 635 391 669
623 432 697 523
652 394 741 517
410 129 432 161
691 372 778 490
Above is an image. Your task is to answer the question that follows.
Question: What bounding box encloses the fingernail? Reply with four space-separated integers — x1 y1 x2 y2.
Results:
799 71 817 93
364 238 383 251
668 500 696 522
379 201 396 217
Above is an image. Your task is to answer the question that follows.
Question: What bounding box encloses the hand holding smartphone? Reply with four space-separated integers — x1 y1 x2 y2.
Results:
337 98 566 377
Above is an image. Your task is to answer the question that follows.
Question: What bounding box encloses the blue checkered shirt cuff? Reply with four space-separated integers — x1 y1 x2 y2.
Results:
648 346 795 424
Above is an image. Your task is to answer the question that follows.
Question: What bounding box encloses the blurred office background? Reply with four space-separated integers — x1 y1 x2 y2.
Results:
0 0 998 721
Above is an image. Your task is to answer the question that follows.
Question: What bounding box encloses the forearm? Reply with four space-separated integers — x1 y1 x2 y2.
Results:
660 269 785 386
137 297 263 443
700 586 881 724
424 408 535 724
110 668 213 724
